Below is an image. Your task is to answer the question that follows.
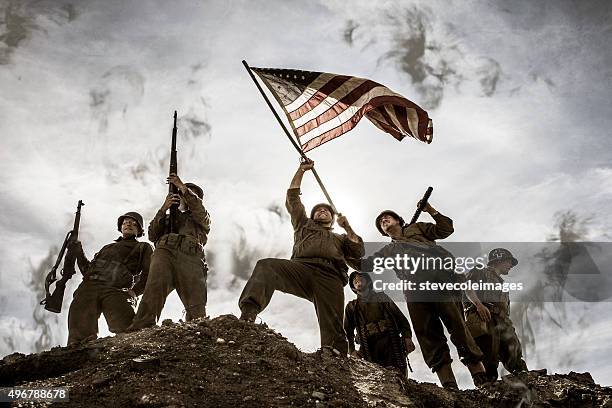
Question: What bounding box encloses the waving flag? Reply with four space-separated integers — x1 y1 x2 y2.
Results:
251 67 433 152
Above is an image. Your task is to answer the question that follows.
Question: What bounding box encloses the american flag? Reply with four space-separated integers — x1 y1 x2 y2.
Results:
251 67 433 152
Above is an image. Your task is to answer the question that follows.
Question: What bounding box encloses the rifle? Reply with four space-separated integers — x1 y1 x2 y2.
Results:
167 110 179 234
408 186 433 225
40 200 84 313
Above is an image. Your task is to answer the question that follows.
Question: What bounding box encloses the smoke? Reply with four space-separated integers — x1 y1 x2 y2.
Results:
228 203 290 288
89 65 146 133
341 4 505 109
0 0 77 65
511 210 599 370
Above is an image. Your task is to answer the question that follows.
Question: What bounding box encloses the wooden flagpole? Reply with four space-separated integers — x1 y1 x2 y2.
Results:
242 59 338 213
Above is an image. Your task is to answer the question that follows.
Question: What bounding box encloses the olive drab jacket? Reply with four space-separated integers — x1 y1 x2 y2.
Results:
286 188 364 284
149 186 211 247
75 237 153 296
392 213 454 244
462 266 510 316
344 290 412 353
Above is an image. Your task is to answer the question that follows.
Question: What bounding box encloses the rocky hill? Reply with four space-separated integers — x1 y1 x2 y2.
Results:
2 315 611 407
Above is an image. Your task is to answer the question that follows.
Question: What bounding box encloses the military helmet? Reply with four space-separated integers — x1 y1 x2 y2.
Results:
488 248 518 266
310 203 335 220
185 182 204 200
375 210 405 236
117 212 144 237
349 271 373 294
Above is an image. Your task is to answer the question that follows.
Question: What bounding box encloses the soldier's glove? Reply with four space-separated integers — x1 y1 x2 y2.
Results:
68 240 84 255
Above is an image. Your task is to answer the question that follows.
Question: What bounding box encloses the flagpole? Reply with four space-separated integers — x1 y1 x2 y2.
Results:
242 59 338 213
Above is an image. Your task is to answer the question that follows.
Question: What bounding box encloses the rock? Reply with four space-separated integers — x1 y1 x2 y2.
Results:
130 356 160 371
216 338 226 344
312 391 326 400
161 319 174 326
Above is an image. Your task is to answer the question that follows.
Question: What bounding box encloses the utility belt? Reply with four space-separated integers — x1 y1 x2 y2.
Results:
156 233 204 257
296 257 339 270
360 319 394 337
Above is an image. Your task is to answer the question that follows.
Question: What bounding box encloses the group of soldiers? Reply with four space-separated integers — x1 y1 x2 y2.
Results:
65 159 527 390
67 174 209 343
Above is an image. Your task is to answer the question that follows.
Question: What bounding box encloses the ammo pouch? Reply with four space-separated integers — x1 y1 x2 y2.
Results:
156 233 204 257
87 245 142 289
362 319 393 337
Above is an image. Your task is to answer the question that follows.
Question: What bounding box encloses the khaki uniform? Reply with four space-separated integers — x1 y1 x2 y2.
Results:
239 188 364 353
130 188 210 328
463 266 527 380
361 213 483 372
344 290 412 370
67 237 153 345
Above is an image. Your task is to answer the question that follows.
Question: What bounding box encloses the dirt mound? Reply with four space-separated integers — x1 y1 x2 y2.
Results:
2 315 611 407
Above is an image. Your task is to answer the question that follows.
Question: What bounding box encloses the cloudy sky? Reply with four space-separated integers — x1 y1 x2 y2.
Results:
1 0 611 388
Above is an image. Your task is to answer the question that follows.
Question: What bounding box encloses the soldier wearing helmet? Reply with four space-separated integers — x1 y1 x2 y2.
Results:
238 159 364 354
344 271 415 372
355 201 487 390
66 211 153 345
463 248 527 381
128 174 210 330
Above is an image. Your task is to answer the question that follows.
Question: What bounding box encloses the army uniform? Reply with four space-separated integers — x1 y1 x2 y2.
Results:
130 185 210 329
463 257 527 380
344 272 412 370
67 214 153 345
239 188 365 353
363 210 483 386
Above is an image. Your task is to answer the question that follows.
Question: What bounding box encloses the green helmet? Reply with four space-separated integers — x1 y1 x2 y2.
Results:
310 203 335 221
488 248 518 266
185 182 204 200
375 210 405 236
117 212 144 237
348 271 373 294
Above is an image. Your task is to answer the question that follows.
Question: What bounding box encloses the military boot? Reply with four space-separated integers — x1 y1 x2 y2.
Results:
239 304 258 323
467 361 490 388
436 364 459 391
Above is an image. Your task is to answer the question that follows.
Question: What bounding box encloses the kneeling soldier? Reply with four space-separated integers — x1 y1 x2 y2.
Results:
463 248 528 381
344 272 415 372
67 212 153 345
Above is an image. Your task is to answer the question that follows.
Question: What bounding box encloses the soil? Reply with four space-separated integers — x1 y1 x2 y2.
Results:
2 315 611 407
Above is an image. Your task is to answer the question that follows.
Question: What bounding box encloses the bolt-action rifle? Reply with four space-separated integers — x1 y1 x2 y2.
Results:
40 200 84 313
167 111 179 234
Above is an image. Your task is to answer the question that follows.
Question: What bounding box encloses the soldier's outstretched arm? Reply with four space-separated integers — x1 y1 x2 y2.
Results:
286 160 313 230
289 159 314 189
415 200 454 240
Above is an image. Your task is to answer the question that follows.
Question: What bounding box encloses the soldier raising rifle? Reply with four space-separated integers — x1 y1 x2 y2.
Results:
128 112 210 330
